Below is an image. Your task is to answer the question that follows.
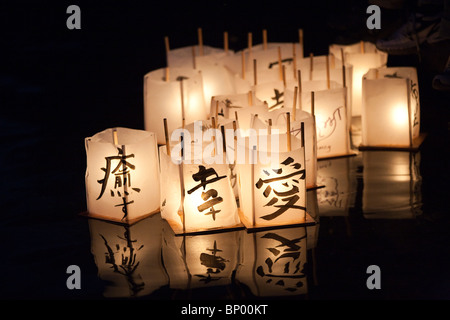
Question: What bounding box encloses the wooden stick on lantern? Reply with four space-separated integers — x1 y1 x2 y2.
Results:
360 40 365 54
278 46 283 81
112 128 118 146
179 77 186 128
309 52 314 81
298 69 303 111
340 48 346 88
191 46 196 69
224 31 229 53
253 59 257 86
298 29 304 54
326 54 330 89
268 118 272 135
211 116 217 156
198 27 204 56
215 100 219 125
165 67 170 82
311 91 315 116
300 121 305 148
286 112 291 152
293 43 297 80
293 86 298 121
263 29 268 50
282 65 287 87
248 32 253 56
220 125 227 154
248 90 253 106
163 118 171 156
233 120 237 141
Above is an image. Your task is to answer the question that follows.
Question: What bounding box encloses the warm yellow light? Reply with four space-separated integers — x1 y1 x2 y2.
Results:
391 104 408 126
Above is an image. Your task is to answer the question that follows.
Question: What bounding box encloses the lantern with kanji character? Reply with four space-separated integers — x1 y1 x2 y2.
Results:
159 124 241 234
235 226 308 297
84 127 160 224
88 214 168 297
360 67 422 149
236 132 314 229
143 67 207 145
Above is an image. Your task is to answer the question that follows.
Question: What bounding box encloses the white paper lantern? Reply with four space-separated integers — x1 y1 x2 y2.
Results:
159 128 241 234
361 67 422 149
84 127 160 224
162 223 242 290
209 92 262 121
235 226 308 297
143 67 206 145
236 133 314 229
362 151 422 219
88 214 168 298
329 41 388 117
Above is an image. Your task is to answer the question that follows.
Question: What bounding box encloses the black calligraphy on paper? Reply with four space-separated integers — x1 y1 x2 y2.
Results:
255 157 306 221
194 240 229 284
187 165 227 221
97 146 141 220
268 89 284 110
317 106 344 143
99 226 145 297
268 58 293 69
256 232 306 292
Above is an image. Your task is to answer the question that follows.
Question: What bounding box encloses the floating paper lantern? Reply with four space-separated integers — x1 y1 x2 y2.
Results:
361 67 422 150
159 122 241 234
236 131 314 229
143 67 206 145
362 151 422 219
329 41 388 118
162 223 242 291
235 226 308 297
84 127 160 224
88 214 168 298
300 87 353 159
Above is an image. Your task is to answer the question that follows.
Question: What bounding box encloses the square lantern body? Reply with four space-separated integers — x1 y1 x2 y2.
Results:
329 41 388 117
250 107 318 190
162 223 242 291
85 127 160 224
316 157 358 216
143 67 207 145
300 86 352 159
166 45 225 69
159 134 241 234
362 151 422 219
235 226 308 297
236 133 314 229
88 214 168 298
361 67 421 149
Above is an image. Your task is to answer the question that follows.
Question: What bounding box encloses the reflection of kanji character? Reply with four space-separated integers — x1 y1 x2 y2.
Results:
195 241 229 284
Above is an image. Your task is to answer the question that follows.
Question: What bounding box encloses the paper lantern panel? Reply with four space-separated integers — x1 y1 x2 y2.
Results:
361 67 421 149
85 127 160 224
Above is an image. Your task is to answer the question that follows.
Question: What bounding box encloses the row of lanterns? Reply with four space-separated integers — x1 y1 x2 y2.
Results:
84 28 423 235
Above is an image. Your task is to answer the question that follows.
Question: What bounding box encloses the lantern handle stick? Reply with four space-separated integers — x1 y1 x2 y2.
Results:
220 125 227 154
248 90 253 106
298 29 304 55
179 79 186 128
360 40 365 54
112 128 118 146
198 27 204 56
293 42 297 80
165 67 170 82
286 112 291 152
248 32 253 56
326 54 330 89
340 48 346 88
309 52 313 81
311 91 315 116
191 46 196 69
301 121 305 148
278 46 283 81
298 69 303 111
263 29 268 50
268 118 272 135
282 65 286 87
215 100 219 125
224 31 229 53
253 59 257 86
233 120 237 141
211 116 216 156
251 145 256 227
163 118 171 156
293 86 298 121
164 36 170 64
178 132 186 233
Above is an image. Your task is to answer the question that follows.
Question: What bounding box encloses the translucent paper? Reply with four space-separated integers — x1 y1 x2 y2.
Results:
143 67 206 145
85 127 160 224
236 134 307 229
361 67 420 148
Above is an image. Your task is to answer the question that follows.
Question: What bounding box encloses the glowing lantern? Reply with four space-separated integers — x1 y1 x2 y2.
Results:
209 91 262 121
162 223 242 290
159 120 241 234
236 131 315 229
300 87 353 159
84 127 160 224
88 214 168 298
143 67 206 145
361 67 422 149
362 151 422 219
235 226 308 297
329 41 388 117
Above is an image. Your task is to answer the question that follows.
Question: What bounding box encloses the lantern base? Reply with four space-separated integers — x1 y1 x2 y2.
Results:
317 150 358 161
358 133 427 152
163 217 245 236
237 209 317 232
80 208 160 226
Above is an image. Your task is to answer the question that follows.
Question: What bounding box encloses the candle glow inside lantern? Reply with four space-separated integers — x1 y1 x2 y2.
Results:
236 133 315 229
143 67 206 145
84 127 160 224
235 226 308 297
159 128 241 234
361 67 422 150
162 223 242 290
329 41 388 117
